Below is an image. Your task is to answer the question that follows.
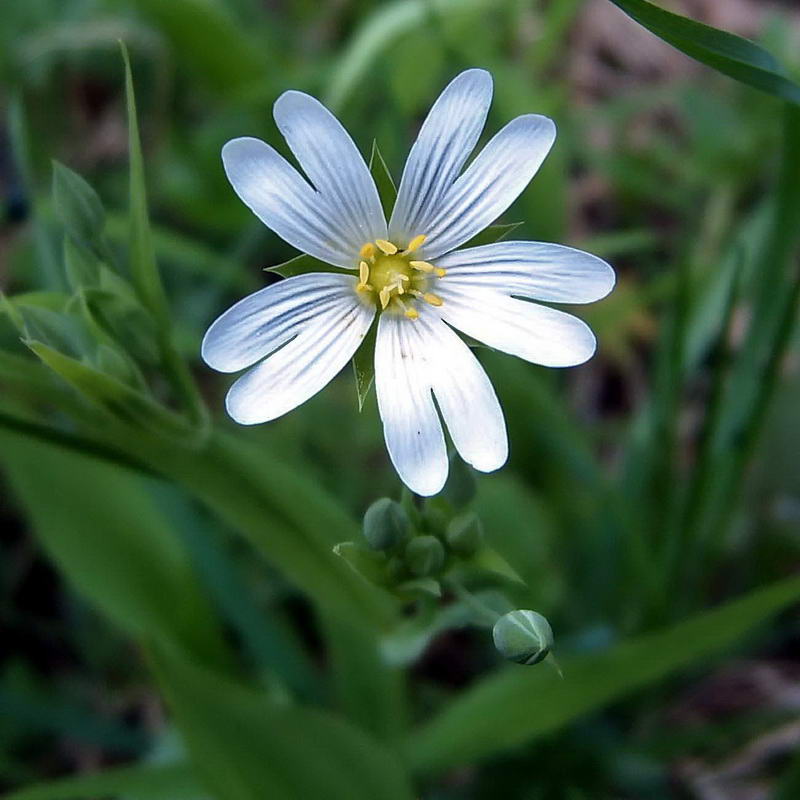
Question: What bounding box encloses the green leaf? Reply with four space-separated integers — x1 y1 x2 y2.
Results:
320 613 407 740
608 0 800 104
63 237 102 289
120 42 209 433
1 762 200 800
24 340 194 442
368 141 397 219
333 541 388 586
16 305 93 360
463 221 523 249
405 574 800 773
120 42 169 327
0 434 231 670
323 0 502 111
51 161 106 248
266 254 348 279
352 317 377 412
81 287 161 366
151 643 415 800
131 0 268 96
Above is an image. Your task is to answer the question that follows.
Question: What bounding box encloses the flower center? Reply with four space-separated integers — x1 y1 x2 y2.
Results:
356 235 445 320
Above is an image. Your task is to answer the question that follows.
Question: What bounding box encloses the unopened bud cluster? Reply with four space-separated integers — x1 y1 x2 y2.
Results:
334 460 486 599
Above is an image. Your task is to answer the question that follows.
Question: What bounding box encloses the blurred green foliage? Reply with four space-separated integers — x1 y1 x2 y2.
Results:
1 1 800 798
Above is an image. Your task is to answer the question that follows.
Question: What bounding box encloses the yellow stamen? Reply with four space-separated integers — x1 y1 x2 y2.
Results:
404 307 419 320
379 286 392 309
360 243 375 259
435 267 447 277
359 260 370 284
409 260 434 273
375 239 398 255
423 293 443 307
406 234 427 252
356 282 373 292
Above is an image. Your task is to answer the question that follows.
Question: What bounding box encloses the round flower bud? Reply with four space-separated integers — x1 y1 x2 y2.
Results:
446 512 484 556
404 535 445 577
492 610 553 666
363 498 410 551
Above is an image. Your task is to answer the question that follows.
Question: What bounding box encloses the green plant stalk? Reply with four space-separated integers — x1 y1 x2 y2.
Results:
690 262 800 595
0 409 392 627
121 43 210 435
684 104 800 594
662 249 745 607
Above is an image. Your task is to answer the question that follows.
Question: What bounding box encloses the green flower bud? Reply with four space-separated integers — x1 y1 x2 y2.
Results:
442 456 476 508
492 610 553 666
363 498 410 551
404 535 445 577
422 504 449 536
385 555 406 583
446 512 484 556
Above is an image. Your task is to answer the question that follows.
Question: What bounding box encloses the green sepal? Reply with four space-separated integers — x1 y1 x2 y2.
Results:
352 316 377 411
369 140 397 218
463 221 523 249
396 577 441 600
333 541 388 586
266 253 351 279
469 546 526 586
404 535 446 577
446 512 484 557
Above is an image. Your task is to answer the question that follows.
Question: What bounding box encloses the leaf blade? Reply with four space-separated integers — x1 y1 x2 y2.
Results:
406 575 800 772
609 0 800 104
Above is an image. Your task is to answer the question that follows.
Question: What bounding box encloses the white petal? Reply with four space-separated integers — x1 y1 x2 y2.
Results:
273 91 386 249
415 311 507 474
422 115 557 260
436 241 615 304
223 137 361 268
225 289 374 424
388 69 492 248
202 273 362 373
436 284 596 367
375 313 447 497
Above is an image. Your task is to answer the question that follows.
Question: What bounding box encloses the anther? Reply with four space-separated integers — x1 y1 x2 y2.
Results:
406 234 427 252
435 267 447 277
375 239 398 255
409 260 434 273
379 286 392 309
359 261 370 284
360 243 375 259
404 308 419 320
423 293 443 307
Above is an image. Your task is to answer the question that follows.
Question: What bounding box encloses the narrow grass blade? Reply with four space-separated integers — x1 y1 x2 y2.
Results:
406 574 800 773
609 0 800 104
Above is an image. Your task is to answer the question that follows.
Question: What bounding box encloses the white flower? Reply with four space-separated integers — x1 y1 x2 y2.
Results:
202 69 614 496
